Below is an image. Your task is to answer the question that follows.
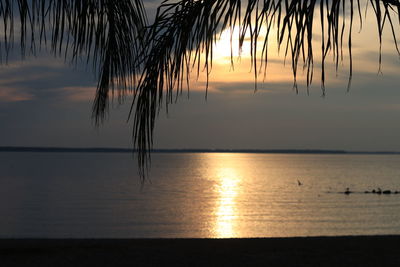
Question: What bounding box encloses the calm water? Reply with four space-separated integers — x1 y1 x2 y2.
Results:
1 152 400 238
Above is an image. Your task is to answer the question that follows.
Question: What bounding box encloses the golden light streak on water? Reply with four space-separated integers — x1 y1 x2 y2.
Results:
214 166 241 238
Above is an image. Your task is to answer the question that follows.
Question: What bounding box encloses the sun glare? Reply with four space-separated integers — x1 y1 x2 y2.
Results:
214 166 240 238
213 28 251 63
204 26 293 85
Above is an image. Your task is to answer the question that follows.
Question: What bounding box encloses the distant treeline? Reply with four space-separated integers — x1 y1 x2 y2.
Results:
1 147 400 155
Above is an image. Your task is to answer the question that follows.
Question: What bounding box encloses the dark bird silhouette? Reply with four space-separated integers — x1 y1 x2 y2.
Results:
297 180 302 186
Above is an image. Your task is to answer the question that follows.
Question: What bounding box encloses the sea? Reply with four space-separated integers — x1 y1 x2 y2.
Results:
1 152 400 238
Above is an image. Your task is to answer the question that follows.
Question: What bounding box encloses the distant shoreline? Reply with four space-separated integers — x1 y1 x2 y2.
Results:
0 146 400 155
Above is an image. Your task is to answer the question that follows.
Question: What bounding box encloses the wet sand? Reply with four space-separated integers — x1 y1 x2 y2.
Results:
1 236 400 266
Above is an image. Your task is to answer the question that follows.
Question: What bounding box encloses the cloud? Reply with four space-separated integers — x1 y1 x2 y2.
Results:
0 86 33 102
0 55 97 103
62 86 96 102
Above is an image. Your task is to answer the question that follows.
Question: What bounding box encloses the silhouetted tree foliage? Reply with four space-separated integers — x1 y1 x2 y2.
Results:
1 0 399 178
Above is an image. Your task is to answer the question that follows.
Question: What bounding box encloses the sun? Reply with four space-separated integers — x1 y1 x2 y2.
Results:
213 28 251 63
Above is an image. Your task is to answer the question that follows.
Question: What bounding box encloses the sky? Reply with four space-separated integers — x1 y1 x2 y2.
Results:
0 1 399 151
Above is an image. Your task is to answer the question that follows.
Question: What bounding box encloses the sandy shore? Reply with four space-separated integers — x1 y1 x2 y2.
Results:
1 236 400 266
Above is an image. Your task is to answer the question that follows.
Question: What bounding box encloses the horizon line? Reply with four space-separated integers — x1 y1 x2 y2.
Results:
0 146 400 155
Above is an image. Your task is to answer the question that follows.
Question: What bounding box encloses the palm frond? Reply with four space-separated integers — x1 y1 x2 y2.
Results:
0 0 147 121
133 0 400 176
1 0 400 178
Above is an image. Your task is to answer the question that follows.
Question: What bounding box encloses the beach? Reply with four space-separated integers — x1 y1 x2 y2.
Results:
1 236 400 266
2 153 400 266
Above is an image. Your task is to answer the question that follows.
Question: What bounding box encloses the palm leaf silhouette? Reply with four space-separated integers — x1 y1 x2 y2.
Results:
132 0 400 177
0 0 146 121
1 0 399 178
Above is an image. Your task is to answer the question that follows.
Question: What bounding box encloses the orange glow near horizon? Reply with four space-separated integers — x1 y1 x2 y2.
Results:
190 12 400 93
190 26 300 89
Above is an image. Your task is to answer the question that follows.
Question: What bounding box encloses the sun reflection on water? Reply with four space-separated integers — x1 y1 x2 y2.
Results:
214 166 241 238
